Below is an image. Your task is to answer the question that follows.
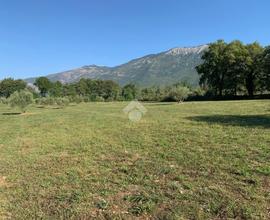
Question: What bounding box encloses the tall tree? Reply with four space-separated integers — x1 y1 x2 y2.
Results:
196 40 227 96
50 81 63 97
140 87 156 101
34 77 52 97
223 40 249 95
261 46 270 91
0 78 26 98
197 40 265 96
99 80 121 101
244 42 264 96
63 84 77 97
75 78 88 96
122 84 137 100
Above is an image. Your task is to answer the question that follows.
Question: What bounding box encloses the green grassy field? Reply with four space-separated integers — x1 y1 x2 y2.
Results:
0 100 269 219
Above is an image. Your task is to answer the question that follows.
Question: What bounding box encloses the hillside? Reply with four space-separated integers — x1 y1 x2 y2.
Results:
26 45 208 86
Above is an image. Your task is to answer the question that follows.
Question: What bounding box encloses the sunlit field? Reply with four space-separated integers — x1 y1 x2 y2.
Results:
0 100 269 219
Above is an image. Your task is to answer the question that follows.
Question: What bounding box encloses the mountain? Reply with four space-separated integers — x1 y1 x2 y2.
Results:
25 45 208 87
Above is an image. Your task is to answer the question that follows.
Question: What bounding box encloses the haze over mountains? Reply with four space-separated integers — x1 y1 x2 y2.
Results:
26 45 208 87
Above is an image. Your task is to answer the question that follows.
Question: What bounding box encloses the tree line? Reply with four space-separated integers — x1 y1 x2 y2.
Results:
34 78 193 102
0 77 194 106
196 40 270 97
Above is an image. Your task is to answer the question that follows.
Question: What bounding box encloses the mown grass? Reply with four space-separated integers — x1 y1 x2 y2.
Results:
0 100 269 219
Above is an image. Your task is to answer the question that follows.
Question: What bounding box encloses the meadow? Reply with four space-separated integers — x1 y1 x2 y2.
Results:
0 100 269 219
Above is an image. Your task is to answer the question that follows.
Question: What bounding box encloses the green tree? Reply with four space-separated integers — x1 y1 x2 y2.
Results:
75 78 88 96
54 97 69 108
223 40 249 95
244 42 264 96
196 40 227 96
197 40 264 96
140 87 156 101
261 46 270 91
99 80 121 101
34 77 52 97
62 84 77 97
8 90 34 113
154 87 165 101
0 97 8 104
0 78 26 98
50 81 63 97
122 84 137 100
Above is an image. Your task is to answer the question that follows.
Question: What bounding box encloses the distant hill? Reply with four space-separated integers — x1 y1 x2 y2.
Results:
25 45 208 86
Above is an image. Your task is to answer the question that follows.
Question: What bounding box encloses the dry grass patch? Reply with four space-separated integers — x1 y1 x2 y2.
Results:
0 176 8 188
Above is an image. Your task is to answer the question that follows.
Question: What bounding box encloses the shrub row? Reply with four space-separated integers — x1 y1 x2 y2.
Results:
35 97 69 107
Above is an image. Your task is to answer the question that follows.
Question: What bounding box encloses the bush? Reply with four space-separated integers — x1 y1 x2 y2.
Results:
35 98 42 105
166 86 191 102
68 95 84 104
192 87 206 97
88 95 105 102
36 97 54 106
47 97 56 105
0 97 8 104
105 97 114 102
8 90 34 112
35 97 45 105
54 97 69 107
83 96 91 102
95 96 105 102
36 97 69 108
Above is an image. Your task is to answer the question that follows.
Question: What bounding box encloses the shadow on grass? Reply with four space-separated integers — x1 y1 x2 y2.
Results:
36 106 63 109
147 102 174 106
188 114 270 128
2 112 21 115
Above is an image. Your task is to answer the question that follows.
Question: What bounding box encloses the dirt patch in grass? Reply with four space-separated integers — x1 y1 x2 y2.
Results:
16 137 39 155
21 112 37 116
90 186 154 219
0 176 9 188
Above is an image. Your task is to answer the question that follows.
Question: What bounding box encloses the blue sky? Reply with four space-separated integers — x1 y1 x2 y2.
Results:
1 0 270 79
